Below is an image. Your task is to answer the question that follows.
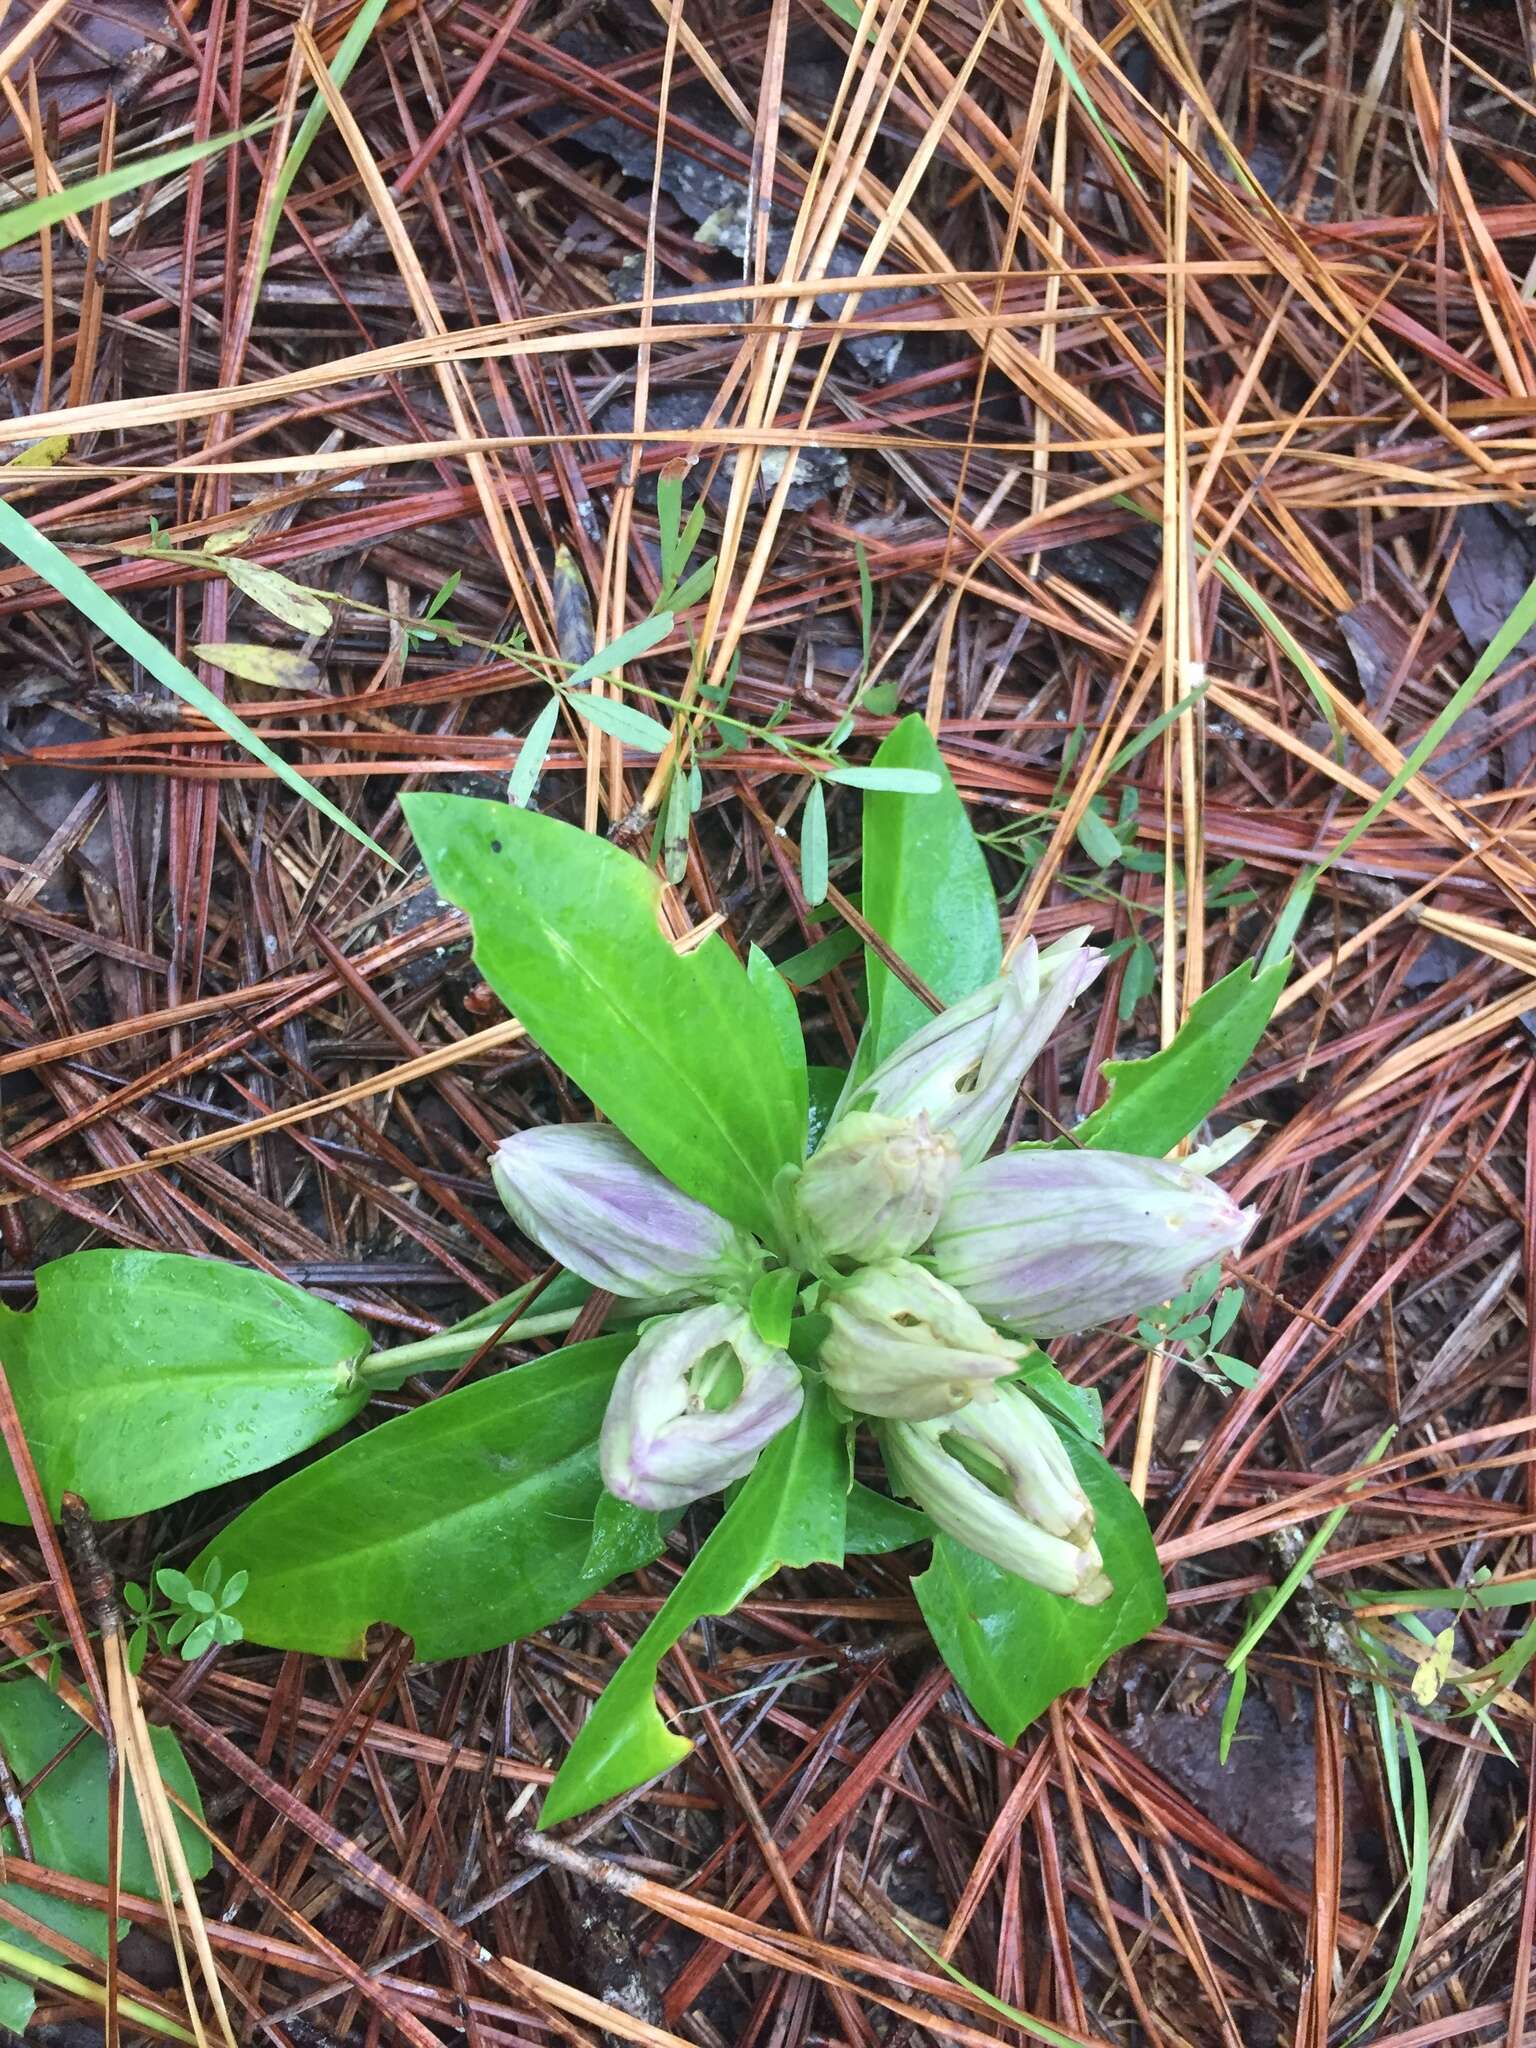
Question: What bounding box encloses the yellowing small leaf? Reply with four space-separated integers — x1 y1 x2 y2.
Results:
1411 1626 1456 1706
193 642 322 691
7 434 70 470
203 524 257 556
220 558 331 635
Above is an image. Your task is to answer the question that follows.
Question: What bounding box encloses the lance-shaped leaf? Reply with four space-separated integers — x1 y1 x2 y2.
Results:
404 797 805 1244
200 1337 660 1660
540 1379 847 1826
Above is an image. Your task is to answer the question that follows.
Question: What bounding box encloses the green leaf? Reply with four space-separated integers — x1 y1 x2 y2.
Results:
585 1492 675 1582
1012 1353 1103 1443
566 690 672 753
747 944 809 1151
219 557 332 635
0 1252 369 1523
540 1381 847 1826
844 1481 931 1556
199 1338 661 1661
749 1268 800 1349
775 927 861 989
0 500 392 864
251 0 389 284
824 764 940 794
154 1568 194 1607
858 715 1001 1071
508 694 560 807
912 1430 1165 1743
565 610 674 690
801 780 829 907
669 558 717 611
1074 956 1287 1158
0 1676 209 2031
1074 806 1123 870
404 798 804 1243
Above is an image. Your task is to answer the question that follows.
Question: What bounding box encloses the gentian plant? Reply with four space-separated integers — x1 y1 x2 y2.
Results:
0 718 1287 1829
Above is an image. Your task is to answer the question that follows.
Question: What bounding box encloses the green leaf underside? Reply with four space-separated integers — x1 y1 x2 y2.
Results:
200 1338 655 1661
0 1676 209 2031
0 1252 369 1522
912 1428 1165 1744
858 715 1001 1074
540 1381 848 1826
1074 956 1288 1158
404 798 804 1244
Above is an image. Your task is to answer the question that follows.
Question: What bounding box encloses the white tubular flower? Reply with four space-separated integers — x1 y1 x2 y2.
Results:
600 1303 803 1512
492 1123 764 1301
821 1259 1025 1420
838 932 1104 1166
881 1387 1110 1604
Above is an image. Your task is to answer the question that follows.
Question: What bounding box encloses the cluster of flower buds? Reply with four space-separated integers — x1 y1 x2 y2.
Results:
488 929 1255 1609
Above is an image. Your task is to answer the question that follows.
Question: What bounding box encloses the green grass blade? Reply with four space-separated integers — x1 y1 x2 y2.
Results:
0 499 392 865
0 125 263 253
253 0 391 283
1343 1700 1427 2043
1321 565 1536 874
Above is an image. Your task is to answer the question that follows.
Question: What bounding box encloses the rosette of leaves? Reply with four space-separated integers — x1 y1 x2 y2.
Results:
0 717 1285 1830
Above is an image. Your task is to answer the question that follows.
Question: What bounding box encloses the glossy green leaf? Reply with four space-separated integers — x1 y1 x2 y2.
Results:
858 714 1000 1071
806 1064 848 1153
540 1380 848 1826
404 798 803 1242
747 944 808 1152
0 1252 369 1523
201 1338 658 1661
1074 956 1287 1158
1013 1352 1103 1444
0 1676 209 2031
844 1481 931 1556
749 1268 800 1348
912 1429 1165 1743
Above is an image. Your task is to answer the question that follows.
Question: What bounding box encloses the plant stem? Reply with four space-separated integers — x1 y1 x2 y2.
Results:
354 1307 586 1383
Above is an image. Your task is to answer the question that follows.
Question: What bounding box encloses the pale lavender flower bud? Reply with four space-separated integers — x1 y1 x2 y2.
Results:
839 931 1104 1166
881 1387 1111 1603
932 1148 1255 1338
600 1303 803 1511
821 1259 1025 1420
491 1123 764 1301
793 1111 962 1264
